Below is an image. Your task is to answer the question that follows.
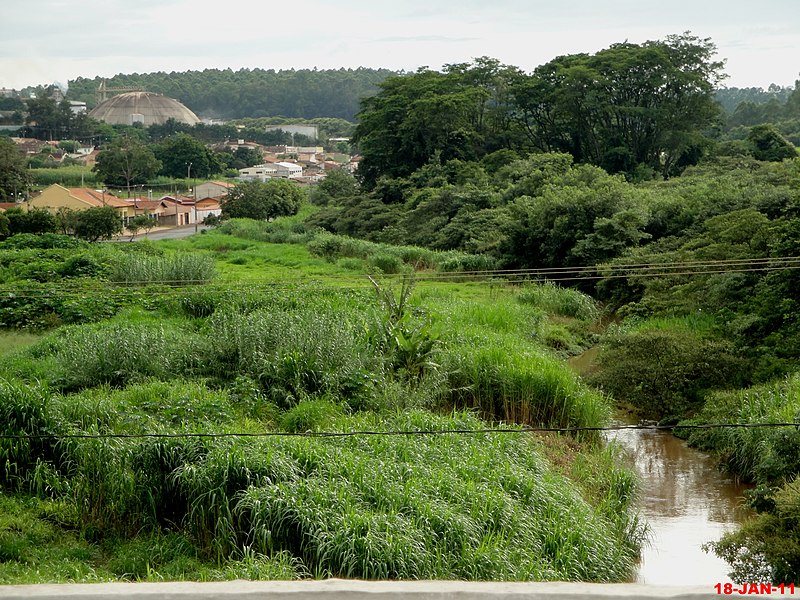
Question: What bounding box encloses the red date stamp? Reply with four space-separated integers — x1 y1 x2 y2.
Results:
715 583 795 595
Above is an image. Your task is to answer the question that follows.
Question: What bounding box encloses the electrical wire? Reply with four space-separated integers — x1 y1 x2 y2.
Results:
1 256 799 296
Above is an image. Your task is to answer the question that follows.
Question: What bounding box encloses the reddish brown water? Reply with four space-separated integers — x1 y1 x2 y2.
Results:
606 424 752 585
568 348 752 585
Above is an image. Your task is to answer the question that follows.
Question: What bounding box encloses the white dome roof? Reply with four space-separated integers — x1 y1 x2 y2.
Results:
89 92 200 126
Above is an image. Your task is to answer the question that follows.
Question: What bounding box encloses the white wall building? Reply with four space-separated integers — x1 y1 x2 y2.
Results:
273 162 303 178
238 162 303 181
238 164 279 181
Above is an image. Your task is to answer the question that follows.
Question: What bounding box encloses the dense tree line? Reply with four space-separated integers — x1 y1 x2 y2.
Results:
715 84 795 113
353 34 727 185
717 81 800 146
65 67 398 121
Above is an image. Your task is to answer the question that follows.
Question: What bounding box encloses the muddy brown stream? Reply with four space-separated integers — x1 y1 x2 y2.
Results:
568 348 752 585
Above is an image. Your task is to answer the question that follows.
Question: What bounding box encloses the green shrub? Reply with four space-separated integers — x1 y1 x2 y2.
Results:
58 253 105 278
306 233 344 261
280 398 343 433
0 282 120 329
591 326 748 420
0 234 85 250
368 253 403 274
707 476 800 584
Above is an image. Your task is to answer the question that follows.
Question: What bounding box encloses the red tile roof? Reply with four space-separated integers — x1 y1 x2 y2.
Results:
67 188 129 208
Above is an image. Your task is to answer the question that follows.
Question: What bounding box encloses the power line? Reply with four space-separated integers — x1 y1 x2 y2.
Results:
1 257 798 295
2 422 798 441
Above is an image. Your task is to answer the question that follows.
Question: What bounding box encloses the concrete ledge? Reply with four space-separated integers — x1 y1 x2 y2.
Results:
0 580 773 600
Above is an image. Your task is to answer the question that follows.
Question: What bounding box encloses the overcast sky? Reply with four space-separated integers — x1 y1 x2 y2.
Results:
1 0 798 91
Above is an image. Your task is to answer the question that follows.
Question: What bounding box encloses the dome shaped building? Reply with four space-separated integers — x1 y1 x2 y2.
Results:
88 91 200 127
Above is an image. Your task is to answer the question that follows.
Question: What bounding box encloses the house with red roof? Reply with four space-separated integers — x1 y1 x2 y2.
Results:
29 184 134 220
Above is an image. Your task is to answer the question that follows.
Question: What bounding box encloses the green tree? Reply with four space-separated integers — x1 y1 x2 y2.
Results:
6 208 57 235
352 59 521 188
126 214 155 241
221 180 304 220
74 206 123 242
0 137 31 200
154 133 224 179
747 124 798 162
500 162 644 269
55 207 78 235
511 33 725 178
309 170 359 205
94 136 162 192
58 140 81 153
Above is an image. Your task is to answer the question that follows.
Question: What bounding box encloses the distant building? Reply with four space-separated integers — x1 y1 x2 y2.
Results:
68 101 87 115
89 92 200 127
30 185 133 221
238 161 303 181
264 124 319 141
195 181 235 200
238 164 279 181
272 162 303 178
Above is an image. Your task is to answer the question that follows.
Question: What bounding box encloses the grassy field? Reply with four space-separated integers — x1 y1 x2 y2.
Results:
0 225 643 583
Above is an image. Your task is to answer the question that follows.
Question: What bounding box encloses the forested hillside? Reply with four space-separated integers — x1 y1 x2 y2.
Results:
65 67 399 121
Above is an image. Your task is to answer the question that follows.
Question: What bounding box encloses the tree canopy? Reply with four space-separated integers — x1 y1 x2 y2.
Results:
0 137 32 200
93 136 162 190
221 180 305 221
66 67 397 121
73 206 123 242
154 133 223 179
353 35 725 185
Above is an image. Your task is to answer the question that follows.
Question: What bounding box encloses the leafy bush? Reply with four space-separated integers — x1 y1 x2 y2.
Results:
0 282 120 329
591 325 748 420
707 477 800 584
0 234 86 250
368 253 402 274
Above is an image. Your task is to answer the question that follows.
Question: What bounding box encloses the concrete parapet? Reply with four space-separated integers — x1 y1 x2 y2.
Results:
0 580 770 600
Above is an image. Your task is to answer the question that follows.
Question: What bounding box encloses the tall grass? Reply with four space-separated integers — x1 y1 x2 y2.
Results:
219 222 499 274
0 233 643 582
683 373 800 484
517 282 600 322
441 344 610 429
0 379 58 490
109 252 216 285
202 308 382 408
30 166 99 187
171 411 638 581
23 322 205 391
